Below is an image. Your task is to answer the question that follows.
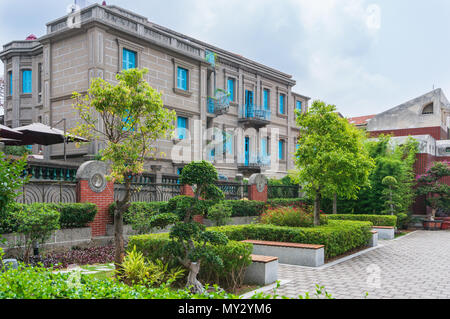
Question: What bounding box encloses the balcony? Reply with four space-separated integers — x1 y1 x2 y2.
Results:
238 105 271 127
207 90 230 116
237 154 271 173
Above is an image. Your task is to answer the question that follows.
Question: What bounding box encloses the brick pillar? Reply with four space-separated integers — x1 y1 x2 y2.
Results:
76 161 114 237
180 184 204 224
248 173 268 202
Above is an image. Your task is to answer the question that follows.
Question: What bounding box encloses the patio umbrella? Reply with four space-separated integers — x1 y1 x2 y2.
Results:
0 124 23 140
0 138 29 146
12 123 88 146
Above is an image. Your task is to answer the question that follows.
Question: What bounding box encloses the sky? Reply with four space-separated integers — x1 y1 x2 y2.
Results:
1 0 450 117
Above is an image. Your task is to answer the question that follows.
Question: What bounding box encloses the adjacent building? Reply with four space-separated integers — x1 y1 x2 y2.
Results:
0 3 309 181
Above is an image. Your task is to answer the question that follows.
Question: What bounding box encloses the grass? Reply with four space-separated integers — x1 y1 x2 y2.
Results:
83 270 115 281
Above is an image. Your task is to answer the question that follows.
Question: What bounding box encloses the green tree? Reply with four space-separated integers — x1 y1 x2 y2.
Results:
71 68 176 267
294 100 374 225
417 161 450 220
381 176 399 215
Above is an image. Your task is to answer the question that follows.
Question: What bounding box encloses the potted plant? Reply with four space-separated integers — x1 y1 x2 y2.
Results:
416 162 450 231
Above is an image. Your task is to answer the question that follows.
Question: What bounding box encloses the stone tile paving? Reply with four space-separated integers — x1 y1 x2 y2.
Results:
274 230 450 299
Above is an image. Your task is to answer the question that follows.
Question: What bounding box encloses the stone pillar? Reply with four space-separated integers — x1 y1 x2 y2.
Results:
76 161 114 237
248 173 268 202
235 173 244 199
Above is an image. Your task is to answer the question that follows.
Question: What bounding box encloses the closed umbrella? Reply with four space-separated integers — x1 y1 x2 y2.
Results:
0 124 23 140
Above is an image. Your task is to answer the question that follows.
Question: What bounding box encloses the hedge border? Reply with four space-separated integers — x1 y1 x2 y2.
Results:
327 214 397 227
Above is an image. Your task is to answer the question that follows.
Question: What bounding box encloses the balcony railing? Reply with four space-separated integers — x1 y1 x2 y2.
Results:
238 105 271 122
238 154 271 169
207 90 230 115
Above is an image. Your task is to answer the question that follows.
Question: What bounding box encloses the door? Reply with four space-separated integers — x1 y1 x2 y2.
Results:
245 136 250 166
245 90 254 118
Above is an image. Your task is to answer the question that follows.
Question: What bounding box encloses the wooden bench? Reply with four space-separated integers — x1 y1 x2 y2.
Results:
372 226 395 240
244 254 278 285
243 240 325 267
369 230 378 247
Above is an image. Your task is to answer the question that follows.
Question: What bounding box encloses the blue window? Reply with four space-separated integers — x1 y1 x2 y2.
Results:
279 140 285 160
177 116 187 139
122 48 136 70
279 94 285 114
261 137 268 156
177 168 183 175
263 89 269 110
245 90 254 117
296 100 302 112
223 132 233 155
209 147 215 161
177 67 188 91
8 71 12 95
22 70 32 94
227 78 235 101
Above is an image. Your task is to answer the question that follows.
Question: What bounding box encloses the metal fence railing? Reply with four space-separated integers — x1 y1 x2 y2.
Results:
268 185 299 199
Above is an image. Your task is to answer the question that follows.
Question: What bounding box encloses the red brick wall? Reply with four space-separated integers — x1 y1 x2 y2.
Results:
248 184 268 202
369 126 444 140
77 180 114 237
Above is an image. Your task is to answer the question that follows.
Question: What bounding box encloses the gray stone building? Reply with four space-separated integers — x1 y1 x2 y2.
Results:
0 3 309 180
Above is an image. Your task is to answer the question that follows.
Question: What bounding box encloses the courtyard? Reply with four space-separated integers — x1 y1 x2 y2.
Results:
269 230 450 299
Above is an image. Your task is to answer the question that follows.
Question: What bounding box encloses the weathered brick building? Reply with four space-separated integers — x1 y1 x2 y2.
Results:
0 3 309 180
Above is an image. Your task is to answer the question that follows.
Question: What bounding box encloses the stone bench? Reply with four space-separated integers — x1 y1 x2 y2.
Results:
372 226 395 240
369 230 378 247
244 254 278 286
243 240 325 267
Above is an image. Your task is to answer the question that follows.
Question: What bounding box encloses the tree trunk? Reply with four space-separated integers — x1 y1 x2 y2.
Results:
186 261 204 294
313 189 321 226
332 193 337 214
114 176 132 272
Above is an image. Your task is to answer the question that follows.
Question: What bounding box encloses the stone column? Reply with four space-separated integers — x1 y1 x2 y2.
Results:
248 173 268 202
76 161 114 237
235 173 244 199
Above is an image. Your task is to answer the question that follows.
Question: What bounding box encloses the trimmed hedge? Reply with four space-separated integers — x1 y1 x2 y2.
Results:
128 233 253 289
327 214 397 227
210 220 373 259
266 198 310 208
1 203 97 233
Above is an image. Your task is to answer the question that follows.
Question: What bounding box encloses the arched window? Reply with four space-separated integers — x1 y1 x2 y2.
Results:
422 103 434 115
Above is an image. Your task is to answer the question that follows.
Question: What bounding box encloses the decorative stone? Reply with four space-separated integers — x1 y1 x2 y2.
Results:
2 259 18 271
76 161 108 193
248 173 267 193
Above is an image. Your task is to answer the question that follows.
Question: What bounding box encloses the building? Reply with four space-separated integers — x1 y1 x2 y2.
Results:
0 3 309 181
347 114 375 130
357 88 450 216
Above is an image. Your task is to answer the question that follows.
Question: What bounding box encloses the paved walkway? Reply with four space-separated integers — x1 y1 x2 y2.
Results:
274 230 450 299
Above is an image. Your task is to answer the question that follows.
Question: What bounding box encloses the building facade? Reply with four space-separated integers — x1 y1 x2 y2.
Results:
0 3 309 181
365 88 450 216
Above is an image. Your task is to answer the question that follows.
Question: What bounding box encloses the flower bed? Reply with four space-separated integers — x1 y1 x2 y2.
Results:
210 220 372 259
261 206 328 227
326 214 397 227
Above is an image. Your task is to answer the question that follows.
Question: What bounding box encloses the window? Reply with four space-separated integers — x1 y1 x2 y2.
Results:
223 131 233 155
177 67 188 91
227 78 235 102
22 70 32 94
279 139 285 160
122 48 136 70
296 100 302 112
8 71 12 95
177 116 187 139
422 103 433 115
279 94 285 115
177 167 183 175
263 89 270 110
261 137 269 156
38 63 42 93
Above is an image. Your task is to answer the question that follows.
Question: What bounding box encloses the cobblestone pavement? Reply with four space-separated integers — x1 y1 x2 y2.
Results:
274 230 450 299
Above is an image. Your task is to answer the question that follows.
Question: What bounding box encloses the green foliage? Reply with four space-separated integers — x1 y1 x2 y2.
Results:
128 234 253 291
266 198 311 208
211 220 372 259
327 214 397 227
120 246 185 286
2 203 96 233
179 161 224 202
207 202 232 226
294 100 374 225
225 200 266 217
0 153 28 220
109 201 168 224
268 175 298 186
261 206 328 227
417 161 450 217
395 213 409 229
14 205 60 262
381 176 401 215
0 264 240 299
3 146 31 156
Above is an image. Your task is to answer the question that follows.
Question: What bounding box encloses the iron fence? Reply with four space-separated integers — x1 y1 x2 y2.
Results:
114 183 181 203
15 181 77 204
268 185 299 199
216 181 247 200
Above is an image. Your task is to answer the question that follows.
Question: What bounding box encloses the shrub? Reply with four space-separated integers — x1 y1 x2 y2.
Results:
266 198 310 208
0 264 239 299
207 202 232 226
395 213 409 229
327 214 397 227
210 220 372 259
109 201 168 224
261 206 327 227
128 234 252 291
225 200 266 217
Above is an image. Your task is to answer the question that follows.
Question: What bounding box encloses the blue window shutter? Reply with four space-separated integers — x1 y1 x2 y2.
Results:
123 48 136 70
279 140 284 160
279 94 285 114
261 138 267 156
22 70 32 93
228 79 234 101
8 72 12 95
177 67 187 90
296 100 302 112
263 89 269 110
177 116 187 139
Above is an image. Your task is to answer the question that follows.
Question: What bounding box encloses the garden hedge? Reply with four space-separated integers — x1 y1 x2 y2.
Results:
326 214 397 227
210 220 373 259
109 202 169 224
266 198 310 208
0 203 97 233
128 233 253 290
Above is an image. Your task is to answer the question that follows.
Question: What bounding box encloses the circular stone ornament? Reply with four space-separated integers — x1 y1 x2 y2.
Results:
89 173 107 193
249 173 267 193
76 160 109 193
